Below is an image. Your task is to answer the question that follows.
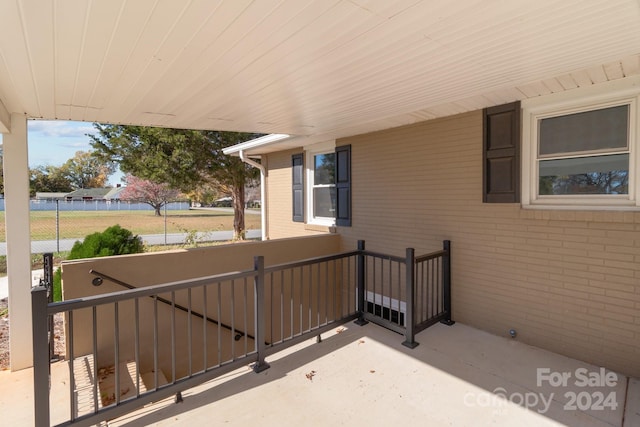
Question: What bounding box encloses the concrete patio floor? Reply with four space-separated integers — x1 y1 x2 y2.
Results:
1 322 638 426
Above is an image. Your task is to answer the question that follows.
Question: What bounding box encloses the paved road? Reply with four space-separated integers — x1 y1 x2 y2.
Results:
0 229 262 256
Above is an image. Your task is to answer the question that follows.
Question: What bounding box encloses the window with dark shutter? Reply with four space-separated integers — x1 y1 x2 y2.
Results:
335 144 351 226
483 101 521 203
292 153 304 222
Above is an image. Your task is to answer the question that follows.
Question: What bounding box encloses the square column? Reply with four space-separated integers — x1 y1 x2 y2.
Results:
2 113 33 370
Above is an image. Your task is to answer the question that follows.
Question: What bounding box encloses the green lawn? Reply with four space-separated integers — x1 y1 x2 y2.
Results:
0 209 261 276
0 209 261 241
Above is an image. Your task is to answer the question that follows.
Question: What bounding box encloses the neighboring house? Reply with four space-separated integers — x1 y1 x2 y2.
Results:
103 186 125 200
64 188 112 201
34 192 67 201
224 75 640 379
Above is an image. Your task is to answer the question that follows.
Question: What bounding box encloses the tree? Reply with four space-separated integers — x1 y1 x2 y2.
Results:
62 150 115 189
119 175 181 216
89 125 260 239
29 165 73 195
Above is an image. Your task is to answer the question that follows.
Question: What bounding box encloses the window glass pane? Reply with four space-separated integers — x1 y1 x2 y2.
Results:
539 154 629 195
313 187 336 218
539 105 628 156
314 153 335 185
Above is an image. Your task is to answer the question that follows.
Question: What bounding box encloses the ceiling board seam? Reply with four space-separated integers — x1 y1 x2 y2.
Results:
166 0 385 122
97 0 162 120
85 0 129 120
16 0 42 116
69 0 93 118
119 0 256 122
117 0 203 120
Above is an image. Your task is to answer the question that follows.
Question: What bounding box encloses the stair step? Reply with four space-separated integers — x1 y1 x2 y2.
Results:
70 354 169 414
97 361 168 407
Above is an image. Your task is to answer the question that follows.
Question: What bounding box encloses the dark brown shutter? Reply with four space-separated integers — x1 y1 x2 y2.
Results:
335 144 351 227
483 101 521 203
292 153 304 222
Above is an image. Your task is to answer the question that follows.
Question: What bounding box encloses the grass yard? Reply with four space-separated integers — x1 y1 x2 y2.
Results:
0 209 261 241
0 209 261 276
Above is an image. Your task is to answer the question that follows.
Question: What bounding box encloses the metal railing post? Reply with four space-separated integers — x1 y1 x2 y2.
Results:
354 240 368 326
42 253 57 361
440 240 455 326
402 248 418 348
32 286 50 427
252 256 270 373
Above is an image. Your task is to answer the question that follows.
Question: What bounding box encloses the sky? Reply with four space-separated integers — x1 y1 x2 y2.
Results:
27 119 124 186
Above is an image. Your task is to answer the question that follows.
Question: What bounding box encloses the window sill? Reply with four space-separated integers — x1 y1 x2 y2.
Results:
304 223 337 233
522 202 640 211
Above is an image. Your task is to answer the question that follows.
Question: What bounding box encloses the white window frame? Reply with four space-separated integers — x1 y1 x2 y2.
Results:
305 140 336 226
522 77 640 210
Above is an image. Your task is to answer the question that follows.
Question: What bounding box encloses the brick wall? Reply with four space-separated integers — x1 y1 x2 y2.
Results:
265 110 640 377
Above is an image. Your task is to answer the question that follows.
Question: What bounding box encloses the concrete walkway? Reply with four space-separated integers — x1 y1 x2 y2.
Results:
0 269 43 300
2 322 638 426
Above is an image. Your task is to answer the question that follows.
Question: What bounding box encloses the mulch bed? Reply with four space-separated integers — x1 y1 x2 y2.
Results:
0 298 66 370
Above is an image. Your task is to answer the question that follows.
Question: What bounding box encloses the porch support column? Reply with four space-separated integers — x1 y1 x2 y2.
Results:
3 113 33 370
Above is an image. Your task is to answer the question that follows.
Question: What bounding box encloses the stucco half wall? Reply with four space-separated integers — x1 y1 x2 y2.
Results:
60 234 343 376
62 234 342 298
264 110 640 378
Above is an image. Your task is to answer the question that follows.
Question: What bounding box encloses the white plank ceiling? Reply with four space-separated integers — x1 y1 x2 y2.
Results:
1 0 640 146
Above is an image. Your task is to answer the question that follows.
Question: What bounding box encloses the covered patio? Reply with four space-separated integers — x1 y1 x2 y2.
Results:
1 1 640 425
2 0 640 370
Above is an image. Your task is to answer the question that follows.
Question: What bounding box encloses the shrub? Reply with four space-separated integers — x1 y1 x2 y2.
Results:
53 225 144 301
68 225 144 259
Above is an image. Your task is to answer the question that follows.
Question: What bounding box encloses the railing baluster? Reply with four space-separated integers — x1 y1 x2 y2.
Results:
308 265 312 332
153 296 158 391
231 280 236 360
217 284 222 366
243 277 248 356
324 261 329 325
290 269 294 339
333 260 337 321
202 285 208 372
188 288 192 376
134 299 140 397
171 292 176 383
92 306 99 409
299 267 303 336
388 258 393 324
115 302 120 405
316 263 321 328
372 257 377 316
347 256 352 315
397 261 401 325
69 310 76 419
280 271 284 344
269 272 274 347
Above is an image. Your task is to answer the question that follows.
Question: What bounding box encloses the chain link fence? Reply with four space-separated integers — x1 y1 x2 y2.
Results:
0 199 261 257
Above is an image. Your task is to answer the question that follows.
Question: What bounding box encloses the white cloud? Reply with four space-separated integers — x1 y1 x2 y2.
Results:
28 120 95 138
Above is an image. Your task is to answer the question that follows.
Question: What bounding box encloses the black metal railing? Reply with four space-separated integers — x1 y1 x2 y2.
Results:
31 240 452 426
355 240 453 347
